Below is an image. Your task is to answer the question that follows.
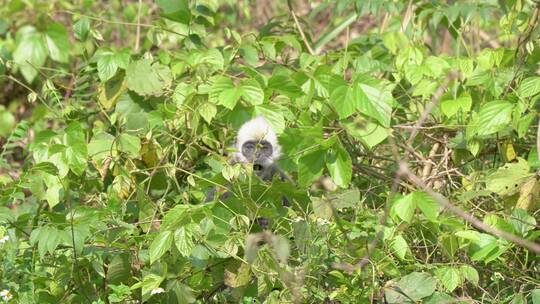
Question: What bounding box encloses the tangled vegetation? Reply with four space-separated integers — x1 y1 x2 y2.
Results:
0 0 539 303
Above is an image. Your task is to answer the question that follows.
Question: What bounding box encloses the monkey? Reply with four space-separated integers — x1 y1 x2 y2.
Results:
204 115 290 214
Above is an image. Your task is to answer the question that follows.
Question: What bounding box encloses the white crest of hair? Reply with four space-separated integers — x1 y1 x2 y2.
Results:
234 115 281 162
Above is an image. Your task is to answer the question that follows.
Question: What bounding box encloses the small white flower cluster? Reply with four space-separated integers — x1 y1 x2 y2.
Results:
0 289 13 301
316 218 331 226
150 287 164 295
0 236 8 245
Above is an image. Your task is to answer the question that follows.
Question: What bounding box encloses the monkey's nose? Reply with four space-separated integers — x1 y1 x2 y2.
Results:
253 164 263 171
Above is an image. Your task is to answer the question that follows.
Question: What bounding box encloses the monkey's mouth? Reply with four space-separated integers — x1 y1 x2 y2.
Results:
253 164 264 171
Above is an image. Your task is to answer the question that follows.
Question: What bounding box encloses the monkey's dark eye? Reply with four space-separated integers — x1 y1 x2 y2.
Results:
253 164 263 171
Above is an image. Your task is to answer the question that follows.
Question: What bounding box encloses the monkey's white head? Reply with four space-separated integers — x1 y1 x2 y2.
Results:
234 116 281 167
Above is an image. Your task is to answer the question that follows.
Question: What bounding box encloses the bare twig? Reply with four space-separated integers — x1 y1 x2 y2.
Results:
537 117 540 166
400 162 540 253
135 0 143 52
406 71 459 146
287 0 315 55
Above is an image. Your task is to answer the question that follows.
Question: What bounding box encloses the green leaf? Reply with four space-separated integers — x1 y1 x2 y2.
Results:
414 192 439 221
435 267 461 292
531 289 540 304
88 132 116 161
471 100 513 137
45 22 70 63
517 77 540 98
330 85 359 119
156 0 191 24
440 95 472 118
0 108 15 137
126 59 172 96
344 120 390 149
199 102 217 123
64 122 88 176
174 226 195 257
218 87 242 109
392 193 415 223
325 145 352 188
149 230 173 264
268 73 302 98
253 104 285 134
357 83 393 127
13 26 47 82
298 148 325 187
117 134 141 158
390 234 409 260
510 208 536 236
459 265 479 285
73 17 90 41
241 79 264 105
385 272 437 303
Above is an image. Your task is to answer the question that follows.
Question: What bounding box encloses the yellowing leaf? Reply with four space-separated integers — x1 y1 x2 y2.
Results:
486 158 533 196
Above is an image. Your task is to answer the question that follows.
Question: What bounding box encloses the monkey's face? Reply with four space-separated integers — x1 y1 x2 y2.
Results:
241 140 274 169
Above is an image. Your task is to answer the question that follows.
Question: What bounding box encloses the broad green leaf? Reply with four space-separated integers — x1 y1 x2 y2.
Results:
327 188 360 209
510 208 536 236
95 48 129 82
440 95 472 118
174 226 195 257
390 235 409 260
511 294 526 304
459 265 479 285
126 59 172 96
312 197 333 219
471 100 513 137
531 289 540 304
156 0 191 24
64 122 88 176
385 272 437 303
253 105 285 134
218 87 242 109
425 293 457 304
43 172 62 208
0 108 15 137
344 119 390 149
88 132 116 161
298 148 325 187
45 22 69 63
325 145 352 188
13 26 47 82
268 73 302 98
117 134 141 158
517 77 540 98
414 192 439 221
209 76 234 104
357 83 393 127
241 79 264 105
435 267 461 292
199 102 217 123
97 52 118 82
149 230 173 264
330 85 359 119
486 158 533 196
224 262 252 288
73 17 90 41
393 193 415 223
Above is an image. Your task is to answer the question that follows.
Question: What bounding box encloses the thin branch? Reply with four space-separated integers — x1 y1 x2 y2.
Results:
400 161 540 254
135 0 143 52
287 0 315 55
406 71 459 146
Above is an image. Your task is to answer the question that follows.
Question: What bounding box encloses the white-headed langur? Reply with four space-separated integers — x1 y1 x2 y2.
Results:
205 116 290 227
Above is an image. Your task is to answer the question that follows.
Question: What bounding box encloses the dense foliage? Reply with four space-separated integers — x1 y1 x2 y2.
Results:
0 0 539 303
